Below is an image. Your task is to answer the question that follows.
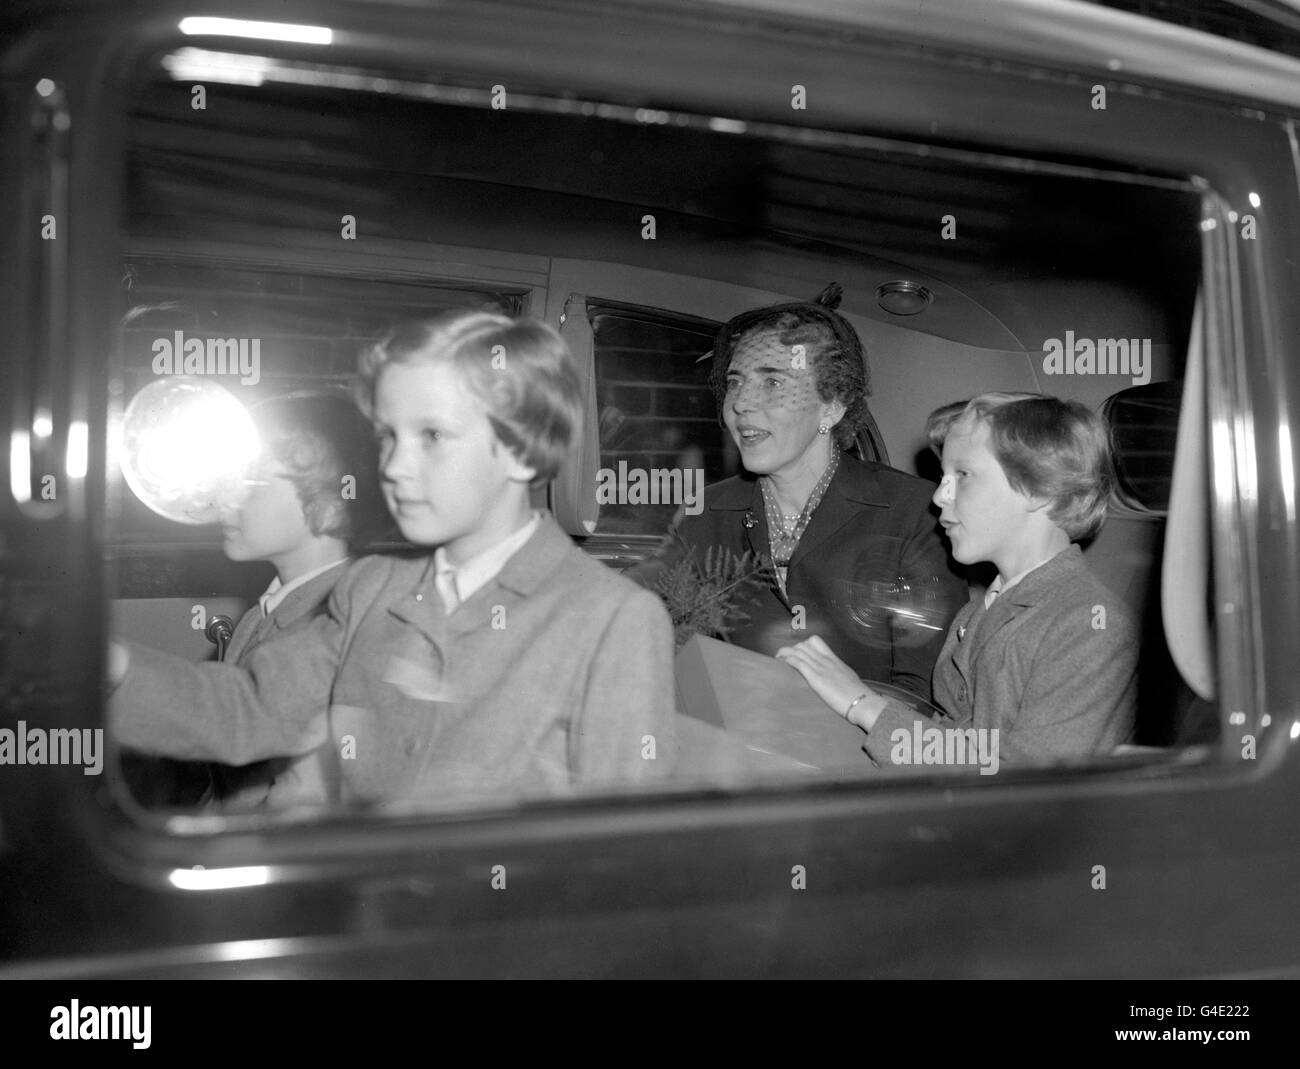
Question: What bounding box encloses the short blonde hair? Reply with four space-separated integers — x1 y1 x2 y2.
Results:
356 310 581 484
928 392 1115 541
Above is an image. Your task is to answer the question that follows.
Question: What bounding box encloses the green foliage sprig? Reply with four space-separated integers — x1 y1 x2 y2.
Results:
651 539 773 649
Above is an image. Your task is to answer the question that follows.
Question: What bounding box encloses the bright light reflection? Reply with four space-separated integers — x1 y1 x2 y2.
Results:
161 47 271 86
178 17 332 45
1249 192 1261 209
32 409 53 438
708 117 748 134
1291 721 1300 741
1211 418 1235 505
120 378 260 524
169 865 270 891
205 938 300 961
9 430 31 504
1280 422 1296 525
65 420 88 479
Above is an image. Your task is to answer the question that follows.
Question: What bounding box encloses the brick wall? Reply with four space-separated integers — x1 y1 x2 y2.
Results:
119 259 523 401
590 307 739 535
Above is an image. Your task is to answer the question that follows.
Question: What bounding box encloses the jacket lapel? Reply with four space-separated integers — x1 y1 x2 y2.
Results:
224 604 266 665
705 476 769 569
446 515 573 638
786 458 892 573
962 592 1014 676
961 545 1086 672
945 595 982 686
230 561 349 664
386 554 451 646
270 563 347 628
386 514 576 643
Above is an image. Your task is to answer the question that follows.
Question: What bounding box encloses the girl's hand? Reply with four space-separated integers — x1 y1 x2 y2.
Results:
775 635 888 730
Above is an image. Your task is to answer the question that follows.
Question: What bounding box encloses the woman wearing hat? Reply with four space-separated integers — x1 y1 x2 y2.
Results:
632 285 965 701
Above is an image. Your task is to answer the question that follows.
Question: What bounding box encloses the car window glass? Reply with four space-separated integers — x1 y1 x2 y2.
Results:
107 54 1216 822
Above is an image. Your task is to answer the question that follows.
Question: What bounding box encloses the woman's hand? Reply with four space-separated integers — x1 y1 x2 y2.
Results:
775 635 888 730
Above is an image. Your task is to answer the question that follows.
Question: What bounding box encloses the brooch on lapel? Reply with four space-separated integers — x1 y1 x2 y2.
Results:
743 511 756 529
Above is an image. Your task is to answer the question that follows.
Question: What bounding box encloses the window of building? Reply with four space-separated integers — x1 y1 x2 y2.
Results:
588 300 729 536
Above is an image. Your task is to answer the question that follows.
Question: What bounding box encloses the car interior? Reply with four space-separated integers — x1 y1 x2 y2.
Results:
106 43 1218 816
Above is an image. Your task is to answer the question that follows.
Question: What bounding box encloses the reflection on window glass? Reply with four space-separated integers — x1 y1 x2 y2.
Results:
116 259 522 549
104 64 1217 826
1104 380 1181 512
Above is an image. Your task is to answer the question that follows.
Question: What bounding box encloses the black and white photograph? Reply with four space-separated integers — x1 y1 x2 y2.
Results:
0 0 1297 1016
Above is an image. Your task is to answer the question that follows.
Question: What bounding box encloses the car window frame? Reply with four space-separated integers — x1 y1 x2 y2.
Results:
15 5 1285 892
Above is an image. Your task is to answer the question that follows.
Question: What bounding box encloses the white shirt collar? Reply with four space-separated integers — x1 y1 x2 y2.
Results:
984 548 1069 609
259 558 348 618
432 512 541 610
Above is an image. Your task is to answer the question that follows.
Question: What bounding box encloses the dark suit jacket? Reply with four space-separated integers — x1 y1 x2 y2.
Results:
629 454 966 698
